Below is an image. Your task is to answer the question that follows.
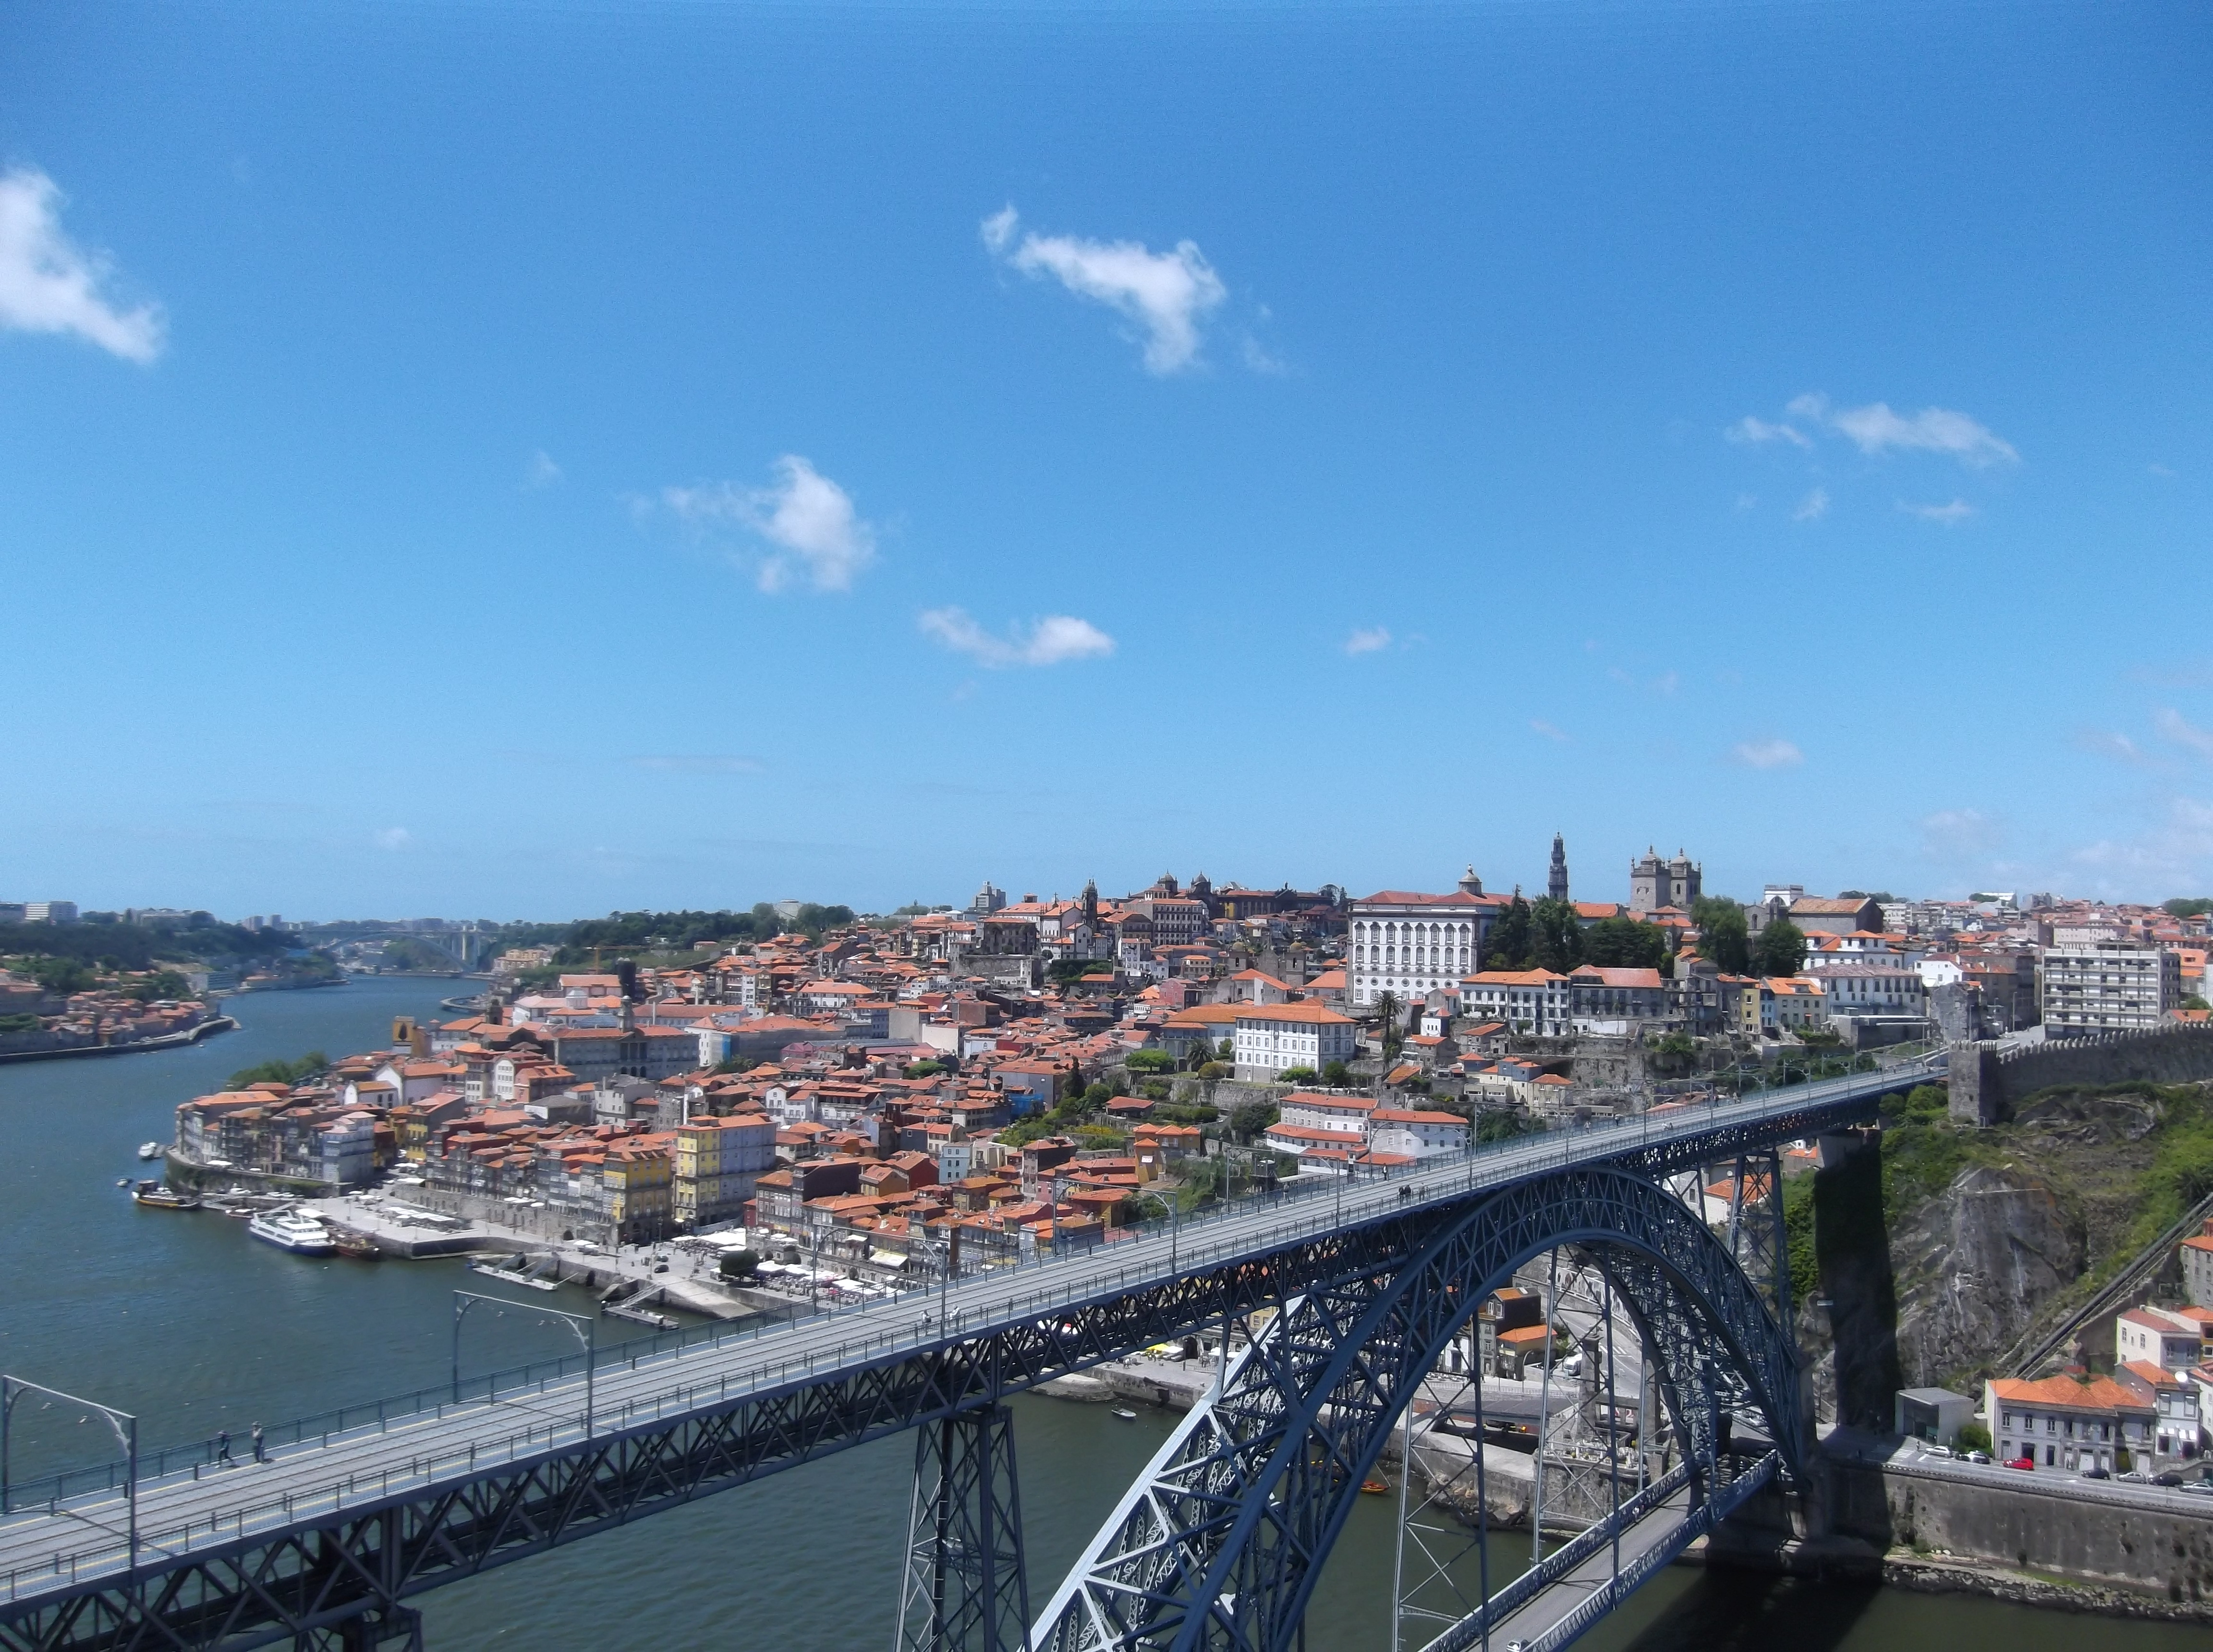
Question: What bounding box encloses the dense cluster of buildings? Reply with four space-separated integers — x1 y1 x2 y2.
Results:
0 968 220 1056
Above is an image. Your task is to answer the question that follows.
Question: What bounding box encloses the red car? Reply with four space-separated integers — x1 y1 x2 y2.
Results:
2005 1457 2036 1471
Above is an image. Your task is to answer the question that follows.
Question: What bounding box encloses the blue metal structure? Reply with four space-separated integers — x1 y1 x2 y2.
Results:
0 1062 1917 1652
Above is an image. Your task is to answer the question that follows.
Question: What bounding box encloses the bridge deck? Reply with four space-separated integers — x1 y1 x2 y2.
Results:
0 1066 1912 1613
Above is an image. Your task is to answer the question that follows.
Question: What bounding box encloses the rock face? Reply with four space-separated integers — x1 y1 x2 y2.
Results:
1888 1164 2085 1388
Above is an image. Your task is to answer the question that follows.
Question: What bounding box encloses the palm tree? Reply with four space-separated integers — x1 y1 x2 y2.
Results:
1374 991 1403 1063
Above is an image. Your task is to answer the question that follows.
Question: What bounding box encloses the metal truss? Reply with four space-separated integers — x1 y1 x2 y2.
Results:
4 1093 1851 1652
898 1405 1031 1652
1031 1166 1804 1652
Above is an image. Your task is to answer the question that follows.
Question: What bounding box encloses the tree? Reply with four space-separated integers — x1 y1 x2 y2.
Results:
2164 898 2213 919
2183 995 2211 1012
1484 898 1532 970
1582 916 1667 970
1752 918 1807 978
1126 1049 1175 1073
1279 1066 1319 1084
24 956 96 994
1691 897 1751 973
718 1249 762 1281
1528 897 1583 974
1225 1100 1279 1143
1320 1059 1352 1087
902 1060 947 1079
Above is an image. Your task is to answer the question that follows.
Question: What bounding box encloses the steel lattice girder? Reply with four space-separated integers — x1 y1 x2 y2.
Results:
1033 1166 1804 1652
897 1405 1031 1652
3 1133 1827 1652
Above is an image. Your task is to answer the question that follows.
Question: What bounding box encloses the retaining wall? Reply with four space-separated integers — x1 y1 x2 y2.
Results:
1949 1024 2213 1125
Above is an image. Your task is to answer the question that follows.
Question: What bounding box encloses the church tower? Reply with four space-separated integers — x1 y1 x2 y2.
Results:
1548 834 1570 903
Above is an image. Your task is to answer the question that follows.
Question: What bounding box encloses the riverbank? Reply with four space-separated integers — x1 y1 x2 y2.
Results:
0 1013 235 1066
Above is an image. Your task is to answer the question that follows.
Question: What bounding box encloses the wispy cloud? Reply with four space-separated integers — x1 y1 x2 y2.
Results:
2157 708 2213 761
524 450 562 489
1920 807 2002 859
1529 719 1569 743
627 754 764 776
2072 797 2213 880
374 826 413 851
1344 626 1392 656
982 205 1227 375
919 607 1116 668
1731 738 1803 770
0 167 164 362
2076 729 2152 767
1787 392 2017 467
1792 487 1829 521
1725 415 1809 449
1900 498 1976 524
2149 463 2177 479
664 456 876 593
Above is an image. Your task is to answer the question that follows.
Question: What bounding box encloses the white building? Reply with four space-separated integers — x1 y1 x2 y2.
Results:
2040 941 2179 1035
1459 970 1572 1038
1370 1107 1467 1158
2116 1306 2206 1374
1231 1002 1357 1080
1802 963 1925 1022
1348 877 1501 1010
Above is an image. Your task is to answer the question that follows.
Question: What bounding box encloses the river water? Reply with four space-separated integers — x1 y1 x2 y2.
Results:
0 978 2196 1649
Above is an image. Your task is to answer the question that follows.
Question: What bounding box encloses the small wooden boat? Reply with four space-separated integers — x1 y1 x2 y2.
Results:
334 1233 382 1260
1360 1478 1391 1496
133 1180 201 1211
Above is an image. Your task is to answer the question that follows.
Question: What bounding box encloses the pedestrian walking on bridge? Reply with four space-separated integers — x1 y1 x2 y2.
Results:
215 1428 233 1467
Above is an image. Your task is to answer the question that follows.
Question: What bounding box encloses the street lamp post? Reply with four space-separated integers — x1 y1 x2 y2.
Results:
2 1376 137 1573
451 1290 596 1440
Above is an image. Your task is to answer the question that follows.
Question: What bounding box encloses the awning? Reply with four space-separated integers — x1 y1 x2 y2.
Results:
869 1249 909 1268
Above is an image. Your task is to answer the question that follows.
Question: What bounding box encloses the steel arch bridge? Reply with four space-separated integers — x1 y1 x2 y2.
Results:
0 1067 1911 1652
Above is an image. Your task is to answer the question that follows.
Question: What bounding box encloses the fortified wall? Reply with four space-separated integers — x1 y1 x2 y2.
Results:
1948 1024 2213 1125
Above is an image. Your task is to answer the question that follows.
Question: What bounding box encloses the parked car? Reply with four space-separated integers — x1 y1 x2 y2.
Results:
2005 1457 2035 1471
1965 1450 1992 1465
2081 1467 2111 1480
2151 1470 2186 1487
2179 1482 2213 1497
1921 1444 1955 1460
2116 1470 2147 1482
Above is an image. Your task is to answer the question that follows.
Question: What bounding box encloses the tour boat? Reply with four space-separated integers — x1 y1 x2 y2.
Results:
137 1141 163 1160
247 1208 337 1255
132 1180 201 1211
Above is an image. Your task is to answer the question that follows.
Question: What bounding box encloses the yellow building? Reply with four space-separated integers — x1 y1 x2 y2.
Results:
603 1141 672 1242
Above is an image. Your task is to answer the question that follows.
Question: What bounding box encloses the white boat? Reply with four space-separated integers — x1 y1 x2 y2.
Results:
137 1141 163 1160
248 1208 337 1255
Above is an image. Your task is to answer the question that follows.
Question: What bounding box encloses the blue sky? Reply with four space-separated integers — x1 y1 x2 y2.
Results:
2 0 2208 921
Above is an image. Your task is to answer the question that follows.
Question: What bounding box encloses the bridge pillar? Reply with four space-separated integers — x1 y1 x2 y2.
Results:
897 1403 1032 1652
324 1603 423 1651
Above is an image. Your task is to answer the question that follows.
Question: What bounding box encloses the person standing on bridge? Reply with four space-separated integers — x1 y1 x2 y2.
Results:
251 1422 265 1463
215 1428 233 1467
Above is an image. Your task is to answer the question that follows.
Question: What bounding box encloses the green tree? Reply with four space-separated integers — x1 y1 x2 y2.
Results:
1691 897 1751 973
1126 1049 1175 1073
1484 898 1532 970
24 956 96 994
718 1249 762 1281
2164 898 2213 919
226 1051 330 1089
902 1060 947 1079
1279 1065 1319 1084
1225 1100 1279 1143
1957 1421 1992 1456
1320 1059 1352 1087
1582 916 1667 970
1528 897 1583 974
1374 991 1404 1062
1476 1110 1534 1143
1752 918 1807 978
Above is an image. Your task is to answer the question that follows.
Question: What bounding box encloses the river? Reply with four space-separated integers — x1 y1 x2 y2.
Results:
0 978 2196 1649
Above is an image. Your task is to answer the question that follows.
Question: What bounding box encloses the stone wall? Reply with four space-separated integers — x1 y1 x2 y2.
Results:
1825 1458 2213 1601
1950 1024 2213 1125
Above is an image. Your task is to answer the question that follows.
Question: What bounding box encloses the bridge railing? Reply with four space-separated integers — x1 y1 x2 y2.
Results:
0 1064 1912 1538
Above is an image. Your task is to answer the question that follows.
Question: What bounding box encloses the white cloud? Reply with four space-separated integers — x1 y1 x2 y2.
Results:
2077 729 2151 766
0 167 164 363
1790 392 2017 466
374 826 413 851
1344 626 1392 656
524 450 562 489
1734 492 1757 513
1792 487 1829 521
2157 708 2213 761
982 205 1226 375
1901 498 1975 523
918 607 1116 668
1725 415 1809 449
2071 797 2213 880
1731 738 1803 770
1529 719 1569 743
664 455 876 593
1919 807 2002 858
627 754 764 775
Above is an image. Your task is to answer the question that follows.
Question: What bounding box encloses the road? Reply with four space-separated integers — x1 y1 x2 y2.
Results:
0 1063 1916 1608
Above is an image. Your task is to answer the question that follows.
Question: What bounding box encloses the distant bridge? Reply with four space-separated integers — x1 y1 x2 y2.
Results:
0 1061 1930 1652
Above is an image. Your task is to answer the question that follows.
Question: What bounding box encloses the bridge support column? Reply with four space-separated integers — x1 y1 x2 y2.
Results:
322 1603 423 1651
897 1403 1031 1652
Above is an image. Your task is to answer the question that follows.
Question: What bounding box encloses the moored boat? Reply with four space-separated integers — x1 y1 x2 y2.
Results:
333 1232 381 1260
133 1180 201 1211
137 1141 163 1160
247 1207 336 1255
